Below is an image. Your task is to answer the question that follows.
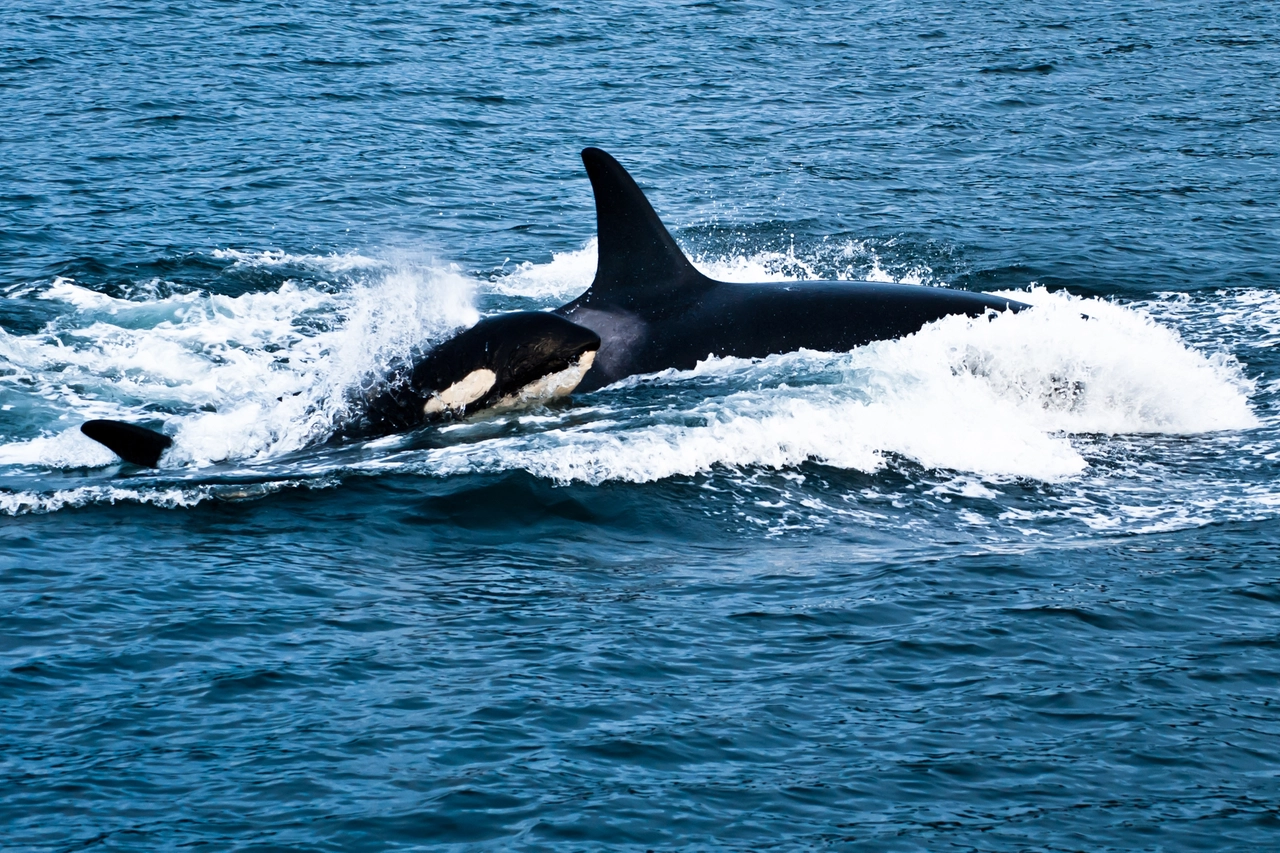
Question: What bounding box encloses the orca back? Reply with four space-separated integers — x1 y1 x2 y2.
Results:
558 148 1029 391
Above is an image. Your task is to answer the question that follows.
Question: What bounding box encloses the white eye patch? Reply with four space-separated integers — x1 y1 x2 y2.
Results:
422 369 497 415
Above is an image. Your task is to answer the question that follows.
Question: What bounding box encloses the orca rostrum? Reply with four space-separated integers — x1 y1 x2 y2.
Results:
555 147 1028 392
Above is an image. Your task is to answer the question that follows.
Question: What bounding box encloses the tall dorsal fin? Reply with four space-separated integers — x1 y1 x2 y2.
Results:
575 147 712 314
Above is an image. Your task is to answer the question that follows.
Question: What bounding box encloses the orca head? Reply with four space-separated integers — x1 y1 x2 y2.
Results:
410 312 600 420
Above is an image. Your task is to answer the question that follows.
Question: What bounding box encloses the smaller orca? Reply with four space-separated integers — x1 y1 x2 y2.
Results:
343 310 600 439
80 311 601 467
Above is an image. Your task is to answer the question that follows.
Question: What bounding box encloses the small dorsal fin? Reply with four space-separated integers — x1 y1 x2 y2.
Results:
573 148 712 314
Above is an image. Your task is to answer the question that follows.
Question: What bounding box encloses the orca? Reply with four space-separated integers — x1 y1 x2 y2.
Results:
80 149 1025 468
555 148 1029 392
81 311 600 467
342 310 600 439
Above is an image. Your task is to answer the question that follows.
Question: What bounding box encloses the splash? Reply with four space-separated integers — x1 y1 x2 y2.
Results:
407 289 1253 486
490 238 598 301
1 259 476 469
0 246 1263 522
211 248 389 273
487 235 936 304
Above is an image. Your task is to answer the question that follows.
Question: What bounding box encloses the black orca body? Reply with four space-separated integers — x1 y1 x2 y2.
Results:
344 311 600 438
556 148 1028 392
81 311 600 467
81 148 1024 467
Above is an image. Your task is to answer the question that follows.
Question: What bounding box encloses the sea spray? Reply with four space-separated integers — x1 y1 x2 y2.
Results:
0 249 1260 518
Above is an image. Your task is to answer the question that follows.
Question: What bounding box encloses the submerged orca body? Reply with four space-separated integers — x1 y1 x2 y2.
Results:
82 311 600 467
556 148 1028 392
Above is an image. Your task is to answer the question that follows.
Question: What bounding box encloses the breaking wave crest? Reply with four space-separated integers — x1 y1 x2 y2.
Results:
408 287 1255 486
0 259 476 469
0 244 1263 529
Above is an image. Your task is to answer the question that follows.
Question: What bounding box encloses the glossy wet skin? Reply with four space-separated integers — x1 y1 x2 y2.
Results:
352 312 601 437
563 279 1024 392
556 148 1026 392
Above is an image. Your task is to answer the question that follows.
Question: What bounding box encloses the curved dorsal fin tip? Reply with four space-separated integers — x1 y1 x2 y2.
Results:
575 148 707 313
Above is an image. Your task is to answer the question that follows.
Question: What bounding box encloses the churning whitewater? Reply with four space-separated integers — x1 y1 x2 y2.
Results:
5 3 1280 850
0 242 1257 524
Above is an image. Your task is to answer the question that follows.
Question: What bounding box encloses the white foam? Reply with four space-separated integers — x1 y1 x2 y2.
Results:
0 428 119 468
2 260 477 469
693 238 934 285
401 287 1255 485
489 239 597 300
488 236 810 302
1141 288 1280 357
978 288 1256 434
486 235 936 303
211 248 389 272
422 388 1082 485
0 245 1264 524
691 248 805 283
0 485 209 515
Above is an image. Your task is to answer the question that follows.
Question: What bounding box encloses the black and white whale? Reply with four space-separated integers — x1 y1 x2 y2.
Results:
81 311 600 467
555 148 1028 392
82 147 1026 468
340 310 599 439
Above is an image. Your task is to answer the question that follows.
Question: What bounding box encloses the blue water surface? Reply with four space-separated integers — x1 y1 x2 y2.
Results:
3 1 1280 850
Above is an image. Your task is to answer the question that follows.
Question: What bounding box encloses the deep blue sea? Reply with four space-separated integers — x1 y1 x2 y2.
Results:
4 1 1280 849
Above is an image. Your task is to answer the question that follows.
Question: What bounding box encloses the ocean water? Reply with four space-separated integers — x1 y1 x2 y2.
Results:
3 1 1280 849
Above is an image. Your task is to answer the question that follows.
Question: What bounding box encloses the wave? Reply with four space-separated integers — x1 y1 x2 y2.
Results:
0 244 1264 525
1 260 477 467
